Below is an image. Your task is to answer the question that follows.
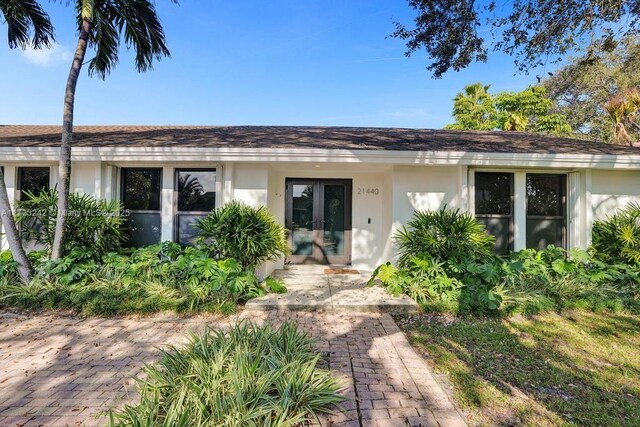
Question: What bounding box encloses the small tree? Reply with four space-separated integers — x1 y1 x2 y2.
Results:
51 0 174 260
446 83 572 135
0 0 55 283
445 83 497 130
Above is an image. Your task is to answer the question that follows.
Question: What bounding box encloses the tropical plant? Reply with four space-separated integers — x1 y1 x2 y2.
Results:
446 83 572 135
394 206 495 268
0 0 55 283
0 243 270 316
593 202 640 264
369 256 463 308
16 189 126 259
195 201 290 270
108 322 344 426
51 0 174 260
445 83 497 130
604 88 640 145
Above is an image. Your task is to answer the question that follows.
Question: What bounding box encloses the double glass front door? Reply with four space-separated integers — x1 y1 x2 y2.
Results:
285 179 352 264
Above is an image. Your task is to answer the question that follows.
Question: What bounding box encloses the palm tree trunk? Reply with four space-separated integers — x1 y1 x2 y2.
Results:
51 18 90 260
0 168 32 284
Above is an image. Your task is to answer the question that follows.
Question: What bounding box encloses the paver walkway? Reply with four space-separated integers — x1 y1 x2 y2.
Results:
246 265 418 314
0 310 465 427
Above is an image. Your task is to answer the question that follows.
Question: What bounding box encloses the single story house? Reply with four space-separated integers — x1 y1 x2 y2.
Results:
1 125 639 277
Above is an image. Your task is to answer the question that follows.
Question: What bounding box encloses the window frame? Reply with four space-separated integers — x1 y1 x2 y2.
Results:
17 166 51 201
173 168 217 244
120 167 163 247
474 171 515 254
525 173 568 250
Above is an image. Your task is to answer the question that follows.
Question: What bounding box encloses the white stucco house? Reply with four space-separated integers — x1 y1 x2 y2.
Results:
1 125 639 277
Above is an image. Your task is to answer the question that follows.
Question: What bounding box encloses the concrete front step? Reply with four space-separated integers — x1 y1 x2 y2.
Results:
245 265 419 314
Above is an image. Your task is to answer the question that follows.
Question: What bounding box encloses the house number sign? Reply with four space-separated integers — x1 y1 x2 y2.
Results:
356 187 380 195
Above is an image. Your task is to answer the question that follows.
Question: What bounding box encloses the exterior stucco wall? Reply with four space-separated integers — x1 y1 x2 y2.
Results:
389 165 462 262
591 170 640 220
268 164 391 273
2 157 639 274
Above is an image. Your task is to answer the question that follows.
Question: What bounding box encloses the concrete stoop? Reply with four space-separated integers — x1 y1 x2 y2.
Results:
245 265 419 314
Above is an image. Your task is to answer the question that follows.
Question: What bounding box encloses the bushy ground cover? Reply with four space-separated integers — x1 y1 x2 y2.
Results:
108 321 344 427
370 205 640 315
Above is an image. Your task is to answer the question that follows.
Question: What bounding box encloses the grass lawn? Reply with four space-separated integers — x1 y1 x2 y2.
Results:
397 310 640 427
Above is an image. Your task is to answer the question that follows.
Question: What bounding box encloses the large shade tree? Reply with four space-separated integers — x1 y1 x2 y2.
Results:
50 0 174 259
543 36 640 143
0 0 55 283
394 0 640 78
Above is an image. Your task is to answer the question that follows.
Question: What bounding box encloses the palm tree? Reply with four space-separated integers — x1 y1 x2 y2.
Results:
50 0 174 259
0 0 54 283
604 88 640 145
445 83 497 130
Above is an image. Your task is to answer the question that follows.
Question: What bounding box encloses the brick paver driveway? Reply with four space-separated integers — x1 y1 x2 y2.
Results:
0 311 466 427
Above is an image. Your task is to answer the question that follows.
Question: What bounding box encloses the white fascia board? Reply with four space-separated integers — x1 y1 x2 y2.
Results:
1 146 640 169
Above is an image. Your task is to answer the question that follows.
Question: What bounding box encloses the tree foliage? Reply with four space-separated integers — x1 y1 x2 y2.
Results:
394 0 640 78
445 83 496 131
447 83 572 135
543 37 640 143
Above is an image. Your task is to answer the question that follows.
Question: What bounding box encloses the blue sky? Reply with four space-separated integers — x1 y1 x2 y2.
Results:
1 0 544 128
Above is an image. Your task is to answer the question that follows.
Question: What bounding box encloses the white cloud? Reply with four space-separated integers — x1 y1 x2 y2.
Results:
21 43 72 67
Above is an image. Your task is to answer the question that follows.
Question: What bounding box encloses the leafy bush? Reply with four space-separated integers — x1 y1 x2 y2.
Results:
394 206 495 268
263 277 288 294
196 201 290 270
369 256 462 311
108 322 344 426
16 189 126 259
372 206 640 316
592 202 640 265
0 243 277 316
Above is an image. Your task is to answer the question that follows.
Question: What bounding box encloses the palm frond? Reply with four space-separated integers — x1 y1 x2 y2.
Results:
0 0 54 49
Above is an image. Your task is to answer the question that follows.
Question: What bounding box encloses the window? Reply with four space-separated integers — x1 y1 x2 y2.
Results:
175 169 216 245
121 168 162 247
17 167 50 249
18 167 50 200
475 172 514 255
526 174 566 250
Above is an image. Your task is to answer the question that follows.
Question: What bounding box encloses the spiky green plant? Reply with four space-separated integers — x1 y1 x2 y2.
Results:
195 201 290 270
592 202 640 265
108 322 344 427
394 206 495 268
16 189 126 259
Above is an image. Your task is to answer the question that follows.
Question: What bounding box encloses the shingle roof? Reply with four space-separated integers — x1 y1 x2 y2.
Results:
1 125 639 155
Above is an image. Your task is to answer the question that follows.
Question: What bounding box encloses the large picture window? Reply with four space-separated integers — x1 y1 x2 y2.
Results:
526 174 566 250
175 169 216 245
121 168 162 247
474 172 514 255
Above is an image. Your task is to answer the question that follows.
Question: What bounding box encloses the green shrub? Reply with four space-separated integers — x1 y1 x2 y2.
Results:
108 322 344 426
263 277 288 294
394 206 495 268
592 202 640 264
371 203 640 316
16 189 126 259
0 243 271 316
195 201 290 270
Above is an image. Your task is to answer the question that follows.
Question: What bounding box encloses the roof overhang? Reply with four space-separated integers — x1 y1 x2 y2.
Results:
1 146 640 169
